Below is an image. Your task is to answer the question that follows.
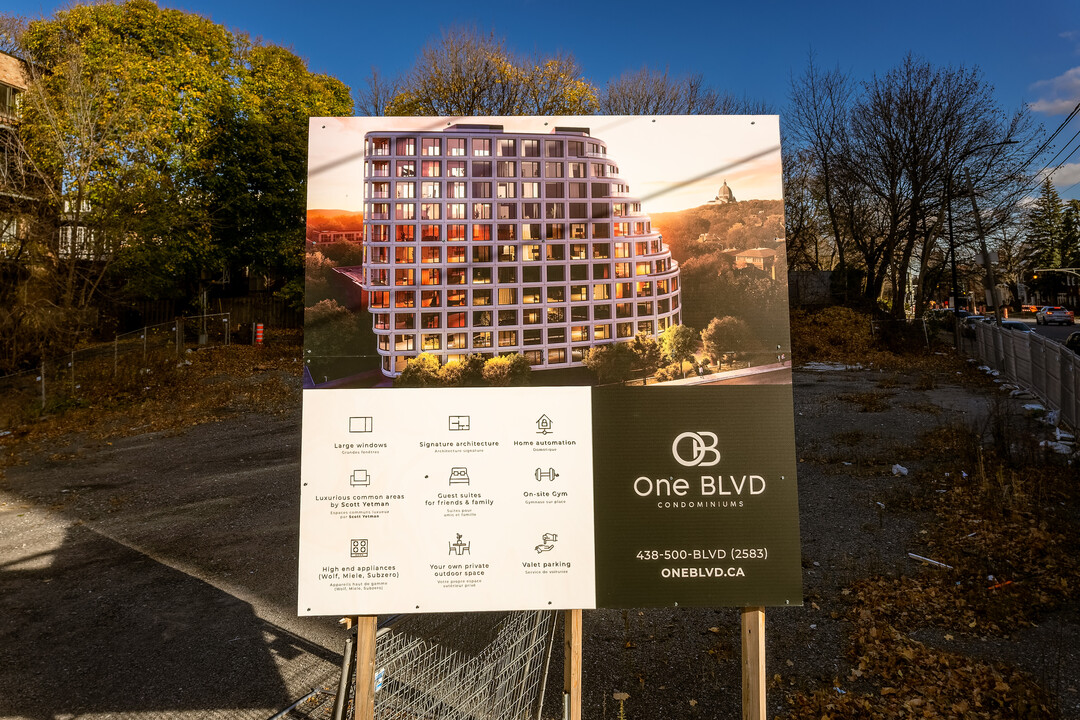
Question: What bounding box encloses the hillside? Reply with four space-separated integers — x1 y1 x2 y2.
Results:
651 199 784 263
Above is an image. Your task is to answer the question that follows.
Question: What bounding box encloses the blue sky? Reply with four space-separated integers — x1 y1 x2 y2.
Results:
8 0 1080 199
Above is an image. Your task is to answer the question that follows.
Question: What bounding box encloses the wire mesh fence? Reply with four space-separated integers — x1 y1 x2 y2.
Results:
970 323 1080 429
281 611 559 720
0 313 233 426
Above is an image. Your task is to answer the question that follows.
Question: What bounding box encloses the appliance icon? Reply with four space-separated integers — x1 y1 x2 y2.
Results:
448 467 470 485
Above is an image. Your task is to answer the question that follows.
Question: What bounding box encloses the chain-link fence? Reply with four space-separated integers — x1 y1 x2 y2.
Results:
970 323 1080 429
0 314 232 427
280 611 559 720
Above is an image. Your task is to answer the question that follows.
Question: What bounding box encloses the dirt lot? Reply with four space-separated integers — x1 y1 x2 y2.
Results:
1 353 1078 719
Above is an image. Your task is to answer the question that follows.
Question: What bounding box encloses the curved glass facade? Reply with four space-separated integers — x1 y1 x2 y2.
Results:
361 125 681 376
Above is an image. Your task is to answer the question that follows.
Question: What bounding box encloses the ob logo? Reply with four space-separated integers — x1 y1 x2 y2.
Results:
671 432 720 467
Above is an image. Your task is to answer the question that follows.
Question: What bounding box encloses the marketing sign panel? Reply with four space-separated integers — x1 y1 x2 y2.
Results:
300 116 801 615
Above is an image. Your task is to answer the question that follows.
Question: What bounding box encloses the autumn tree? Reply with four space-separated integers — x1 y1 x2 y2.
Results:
360 27 598 117
700 316 758 361
395 353 442 387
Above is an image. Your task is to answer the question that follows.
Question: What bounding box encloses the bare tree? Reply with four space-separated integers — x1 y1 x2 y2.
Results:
599 67 767 115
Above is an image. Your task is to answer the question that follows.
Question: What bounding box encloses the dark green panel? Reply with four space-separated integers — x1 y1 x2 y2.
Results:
591 386 802 608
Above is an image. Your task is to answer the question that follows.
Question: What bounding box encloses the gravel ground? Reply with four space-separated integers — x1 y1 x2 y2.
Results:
1 365 1076 719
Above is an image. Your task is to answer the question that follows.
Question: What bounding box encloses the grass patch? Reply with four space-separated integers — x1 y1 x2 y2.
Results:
838 391 894 413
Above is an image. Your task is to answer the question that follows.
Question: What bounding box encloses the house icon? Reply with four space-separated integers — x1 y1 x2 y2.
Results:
536 415 553 435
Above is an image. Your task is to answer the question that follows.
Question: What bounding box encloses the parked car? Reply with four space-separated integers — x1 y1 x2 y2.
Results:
1035 306 1075 325
961 315 986 338
1000 320 1034 333
1066 332 1080 355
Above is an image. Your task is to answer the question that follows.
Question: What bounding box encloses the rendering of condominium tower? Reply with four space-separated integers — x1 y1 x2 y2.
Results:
359 124 682 377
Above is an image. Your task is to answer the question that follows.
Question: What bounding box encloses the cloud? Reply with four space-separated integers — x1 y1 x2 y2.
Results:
1051 162 1080 192
1029 67 1080 115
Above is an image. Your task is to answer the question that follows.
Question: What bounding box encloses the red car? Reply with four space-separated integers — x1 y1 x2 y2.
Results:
1035 306 1075 325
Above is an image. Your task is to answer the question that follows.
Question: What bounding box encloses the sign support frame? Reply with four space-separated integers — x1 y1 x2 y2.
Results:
741 607 766 720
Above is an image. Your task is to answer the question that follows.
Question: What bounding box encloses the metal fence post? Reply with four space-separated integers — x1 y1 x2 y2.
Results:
40 361 45 410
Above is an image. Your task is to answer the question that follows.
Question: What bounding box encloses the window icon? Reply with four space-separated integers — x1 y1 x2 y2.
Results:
349 417 373 433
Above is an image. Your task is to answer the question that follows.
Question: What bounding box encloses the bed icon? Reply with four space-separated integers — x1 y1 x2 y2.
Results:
448 467 471 485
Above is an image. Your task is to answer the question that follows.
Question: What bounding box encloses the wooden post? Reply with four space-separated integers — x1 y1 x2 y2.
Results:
563 609 582 720
741 607 765 720
355 615 378 720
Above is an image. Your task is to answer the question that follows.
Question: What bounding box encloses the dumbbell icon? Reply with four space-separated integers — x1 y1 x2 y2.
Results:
535 467 559 482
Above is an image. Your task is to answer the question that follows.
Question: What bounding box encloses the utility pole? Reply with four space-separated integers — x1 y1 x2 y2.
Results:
964 170 1002 327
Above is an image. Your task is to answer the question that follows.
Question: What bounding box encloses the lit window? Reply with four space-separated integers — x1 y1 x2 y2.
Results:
497 161 516 178
395 292 416 308
422 334 441 350
371 138 390 155
523 309 543 325
447 268 467 285
472 138 491 156
394 334 415 351
421 312 440 329
593 284 611 300
447 203 467 220
472 268 492 284
395 203 415 220
523 331 542 346
422 138 441 156
522 224 542 241
395 269 415 285
421 291 441 308
395 137 416 155
421 247 441 263
497 182 517 198
497 139 516 157
498 245 517 263
473 332 493 348
523 287 541 304
498 331 518 347
396 161 415 177
473 203 492 220
370 291 389 309
521 161 540 178
570 285 588 302
522 244 542 261
447 161 466 177
421 269 440 285
374 314 390 330
447 289 467 306
472 224 492 242
421 161 441 177
447 312 467 328
447 333 467 349
447 181 467 198
447 138 466 156
498 288 518 305
421 203 441 220
548 348 566 363
545 163 564 178
446 245 467 263
371 160 390 177
421 181 441 198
